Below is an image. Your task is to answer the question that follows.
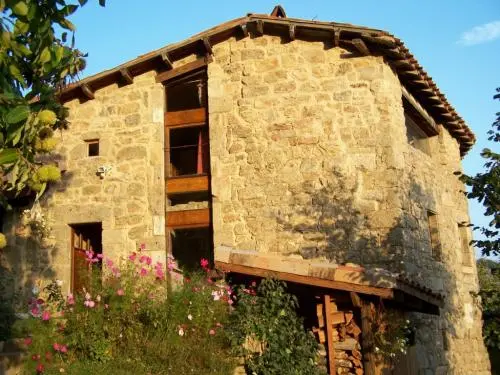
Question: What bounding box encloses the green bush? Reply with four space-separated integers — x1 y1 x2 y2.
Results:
228 279 321 375
14 251 235 374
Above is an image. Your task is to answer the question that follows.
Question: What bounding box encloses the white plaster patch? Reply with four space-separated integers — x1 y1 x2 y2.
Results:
464 303 474 326
152 107 163 123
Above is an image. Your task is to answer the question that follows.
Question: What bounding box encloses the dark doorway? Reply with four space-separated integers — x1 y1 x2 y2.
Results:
171 227 212 271
70 222 102 293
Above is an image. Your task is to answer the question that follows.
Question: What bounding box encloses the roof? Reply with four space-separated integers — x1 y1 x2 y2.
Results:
215 246 444 314
59 6 475 155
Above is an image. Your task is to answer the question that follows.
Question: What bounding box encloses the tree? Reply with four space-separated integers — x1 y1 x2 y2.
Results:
0 0 105 248
459 88 500 257
476 258 500 373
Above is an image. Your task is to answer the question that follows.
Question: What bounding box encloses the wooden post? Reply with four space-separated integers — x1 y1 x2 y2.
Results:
361 300 377 375
323 294 336 375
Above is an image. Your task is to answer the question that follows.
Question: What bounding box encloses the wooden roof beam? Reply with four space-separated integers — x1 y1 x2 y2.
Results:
255 19 264 35
352 38 370 56
202 37 213 55
81 84 94 100
361 33 397 48
333 28 341 47
119 67 133 85
161 52 173 70
240 23 249 37
288 23 296 41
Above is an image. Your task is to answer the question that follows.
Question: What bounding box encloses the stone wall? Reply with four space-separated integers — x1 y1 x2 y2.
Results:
207 35 490 374
1 71 166 295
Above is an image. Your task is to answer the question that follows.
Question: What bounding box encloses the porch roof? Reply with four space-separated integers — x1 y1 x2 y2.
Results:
214 246 444 315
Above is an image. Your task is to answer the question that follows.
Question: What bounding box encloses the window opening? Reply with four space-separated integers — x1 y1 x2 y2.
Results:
171 227 212 271
166 71 206 112
168 191 210 206
86 139 99 157
70 222 102 293
459 224 472 266
405 113 431 155
427 211 442 261
169 126 209 177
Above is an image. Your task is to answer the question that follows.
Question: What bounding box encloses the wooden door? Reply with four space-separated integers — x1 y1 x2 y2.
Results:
71 229 93 294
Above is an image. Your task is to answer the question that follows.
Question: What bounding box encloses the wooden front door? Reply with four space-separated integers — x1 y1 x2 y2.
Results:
71 226 100 293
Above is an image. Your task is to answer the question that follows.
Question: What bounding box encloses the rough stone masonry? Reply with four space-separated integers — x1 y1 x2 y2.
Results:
0 26 490 375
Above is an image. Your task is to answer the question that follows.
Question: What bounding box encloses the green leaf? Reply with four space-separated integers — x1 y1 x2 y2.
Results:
12 1 28 16
8 64 25 86
54 46 64 64
39 47 51 64
5 106 29 124
59 19 75 31
0 149 18 165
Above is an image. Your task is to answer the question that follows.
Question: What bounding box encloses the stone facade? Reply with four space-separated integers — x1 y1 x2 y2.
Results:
207 35 490 374
0 30 490 375
1 71 166 295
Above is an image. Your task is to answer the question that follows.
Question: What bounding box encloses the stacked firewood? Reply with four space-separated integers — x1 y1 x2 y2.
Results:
313 302 364 375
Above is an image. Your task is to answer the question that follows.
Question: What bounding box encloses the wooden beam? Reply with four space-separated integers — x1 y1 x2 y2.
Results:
361 33 397 48
161 52 173 70
351 38 370 56
240 23 249 37
202 37 213 55
333 28 341 47
119 68 133 85
164 108 206 127
324 295 336 375
361 300 377 375
81 84 94 100
167 208 210 229
215 261 395 299
350 292 362 308
156 56 212 83
289 24 296 41
255 20 264 35
167 175 209 194
401 86 438 133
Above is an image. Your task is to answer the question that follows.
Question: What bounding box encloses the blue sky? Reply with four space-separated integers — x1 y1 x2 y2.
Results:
70 0 499 258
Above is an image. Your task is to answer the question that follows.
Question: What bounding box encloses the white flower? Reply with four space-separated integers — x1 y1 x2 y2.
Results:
188 314 193 321
178 328 185 336
56 280 63 287
212 291 221 301
374 347 380 352
32 286 39 295
96 295 101 302
85 292 91 300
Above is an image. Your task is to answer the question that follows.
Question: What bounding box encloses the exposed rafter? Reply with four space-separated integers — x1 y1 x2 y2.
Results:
119 68 133 85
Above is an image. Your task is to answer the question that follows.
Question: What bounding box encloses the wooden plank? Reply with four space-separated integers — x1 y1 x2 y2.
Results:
324 295 336 375
202 37 213 55
215 262 395 299
167 208 210 228
165 108 206 127
161 52 173 69
167 175 209 194
361 33 397 48
255 19 264 35
289 24 296 40
240 23 249 37
156 56 212 83
333 28 341 47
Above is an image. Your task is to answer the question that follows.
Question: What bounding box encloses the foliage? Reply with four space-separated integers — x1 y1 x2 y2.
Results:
458 88 500 257
477 258 500 351
13 250 236 374
228 279 321 375
370 303 415 361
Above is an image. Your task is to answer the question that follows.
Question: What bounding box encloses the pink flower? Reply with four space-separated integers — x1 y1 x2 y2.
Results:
129 252 137 261
140 268 148 276
200 258 209 269
209 329 216 335
155 268 165 280
96 254 103 259
41 311 51 321
24 337 32 346
60 345 68 354
140 243 146 250
106 258 113 267
36 362 44 373
84 300 95 308
31 306 40 317
117 289 124 296
67 294 75 305
53 343 61 352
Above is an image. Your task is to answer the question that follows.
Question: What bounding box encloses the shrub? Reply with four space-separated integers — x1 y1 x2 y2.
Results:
228 279 321 375
14 251 235 374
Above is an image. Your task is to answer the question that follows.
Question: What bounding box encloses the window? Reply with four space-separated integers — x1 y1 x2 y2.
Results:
86 139 99 157
405 113 431 155
171 227 212 271
427 211 442 261
70 222 102 293
166 71 206 112
459 224 472 266
169 126 209 177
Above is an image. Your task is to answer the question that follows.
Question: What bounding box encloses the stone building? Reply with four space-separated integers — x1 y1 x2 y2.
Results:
1 6 491 375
